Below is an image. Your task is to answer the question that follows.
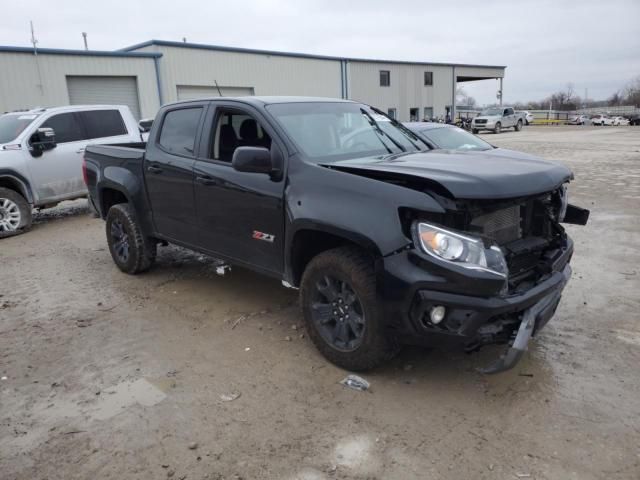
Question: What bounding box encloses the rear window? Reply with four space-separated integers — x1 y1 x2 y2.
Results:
80 110 127 139
41 113 84 143
158 108 203 156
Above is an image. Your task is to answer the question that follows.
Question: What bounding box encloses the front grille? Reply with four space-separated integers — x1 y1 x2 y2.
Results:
471 205 521 245
474 119 487 124
508 251 541 276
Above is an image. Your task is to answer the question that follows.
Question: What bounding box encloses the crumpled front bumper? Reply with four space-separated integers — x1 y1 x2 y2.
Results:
477 264 571 374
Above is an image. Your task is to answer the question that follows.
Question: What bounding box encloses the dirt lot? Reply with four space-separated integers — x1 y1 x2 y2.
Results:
1 126 639 480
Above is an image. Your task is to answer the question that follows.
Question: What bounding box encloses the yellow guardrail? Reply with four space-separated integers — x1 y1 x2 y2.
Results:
531 119 566 125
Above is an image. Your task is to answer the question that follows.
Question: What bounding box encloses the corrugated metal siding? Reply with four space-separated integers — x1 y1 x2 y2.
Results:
153 46 343 103
67 76 141 119
348 62 455 121
0 52 159 118
176 85 254 100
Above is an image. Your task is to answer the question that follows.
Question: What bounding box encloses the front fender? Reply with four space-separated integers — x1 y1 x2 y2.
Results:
0 170 35 204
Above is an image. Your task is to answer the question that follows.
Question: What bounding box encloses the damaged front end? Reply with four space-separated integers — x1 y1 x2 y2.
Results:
390 183 589 373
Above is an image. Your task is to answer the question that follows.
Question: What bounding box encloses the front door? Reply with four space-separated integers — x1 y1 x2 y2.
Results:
26 112 87 203
144 104 206 245
193 103 286 275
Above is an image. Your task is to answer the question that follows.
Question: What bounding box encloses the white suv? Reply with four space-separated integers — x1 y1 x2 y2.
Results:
0 105 142 237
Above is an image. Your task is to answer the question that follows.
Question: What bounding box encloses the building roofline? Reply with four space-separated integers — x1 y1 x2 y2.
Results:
0 45 162 58
120 39 506 70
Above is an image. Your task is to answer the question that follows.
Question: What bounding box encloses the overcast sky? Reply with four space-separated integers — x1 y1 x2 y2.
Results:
1 0 638 105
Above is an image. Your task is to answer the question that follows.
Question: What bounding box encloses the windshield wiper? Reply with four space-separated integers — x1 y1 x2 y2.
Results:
359 108 403 153
369 106 425 151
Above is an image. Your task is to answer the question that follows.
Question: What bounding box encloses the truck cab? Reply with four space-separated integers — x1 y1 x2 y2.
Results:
0 105 142 237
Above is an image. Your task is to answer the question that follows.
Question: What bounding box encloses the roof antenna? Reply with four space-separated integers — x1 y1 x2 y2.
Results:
30 21 44 96
214 80 223 96
182 37 187 43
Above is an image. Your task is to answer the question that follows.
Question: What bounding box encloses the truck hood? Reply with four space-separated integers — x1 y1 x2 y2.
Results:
322 150 572 200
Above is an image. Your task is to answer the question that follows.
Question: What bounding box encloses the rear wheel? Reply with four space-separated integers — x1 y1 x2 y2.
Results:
106 203 156 274
0 187 32 239
514 120 523 131
300 247 400 371
494 122 501 134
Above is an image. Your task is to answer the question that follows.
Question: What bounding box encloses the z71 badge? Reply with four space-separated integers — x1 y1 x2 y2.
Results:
252 230 275 243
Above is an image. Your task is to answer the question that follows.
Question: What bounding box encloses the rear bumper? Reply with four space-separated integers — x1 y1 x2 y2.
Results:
379 236 574 372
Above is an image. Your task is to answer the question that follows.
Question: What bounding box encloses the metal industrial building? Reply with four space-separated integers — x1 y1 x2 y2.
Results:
0 40 505 122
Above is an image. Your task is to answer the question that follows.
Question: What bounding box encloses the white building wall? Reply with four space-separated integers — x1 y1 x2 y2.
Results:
347 61 455 121
140 45 343 104
0 52 160 118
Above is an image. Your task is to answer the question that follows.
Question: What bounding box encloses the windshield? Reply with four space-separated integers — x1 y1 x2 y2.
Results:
266 102 427 161
0 113 39 144
420 126 493 151
480 108 502 116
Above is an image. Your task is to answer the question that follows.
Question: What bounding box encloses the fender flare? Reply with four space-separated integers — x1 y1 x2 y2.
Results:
0 169 35 204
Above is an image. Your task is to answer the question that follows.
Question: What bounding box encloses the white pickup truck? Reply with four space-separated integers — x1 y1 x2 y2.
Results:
471 107 526 134
0 105 142 237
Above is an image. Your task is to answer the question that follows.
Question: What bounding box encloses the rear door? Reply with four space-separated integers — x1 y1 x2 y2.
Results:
192 101 286 274
144 103 206 244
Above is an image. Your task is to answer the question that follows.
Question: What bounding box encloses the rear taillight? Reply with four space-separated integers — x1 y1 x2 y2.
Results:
82 156 88 185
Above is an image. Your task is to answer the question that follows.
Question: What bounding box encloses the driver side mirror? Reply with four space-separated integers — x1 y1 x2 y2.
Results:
232 146 273 174
29 128 57 157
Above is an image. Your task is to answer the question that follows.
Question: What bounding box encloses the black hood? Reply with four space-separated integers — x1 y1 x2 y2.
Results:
322 150 572 200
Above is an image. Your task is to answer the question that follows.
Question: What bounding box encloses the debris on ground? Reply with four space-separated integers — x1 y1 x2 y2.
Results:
284 336 292 341
219 392 241 402
76 319 92 327
340 375 370 392
231 315 246 330
188 442 198 450
244 347 250 352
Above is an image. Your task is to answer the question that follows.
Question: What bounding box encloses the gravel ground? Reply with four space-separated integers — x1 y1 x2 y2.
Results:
1 126 639 480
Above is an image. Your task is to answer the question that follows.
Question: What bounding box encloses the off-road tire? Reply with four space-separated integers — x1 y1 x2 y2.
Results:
300 246 400 371
494 122 501 134
0 187 32 239
106 203 156 274
515 120 523 132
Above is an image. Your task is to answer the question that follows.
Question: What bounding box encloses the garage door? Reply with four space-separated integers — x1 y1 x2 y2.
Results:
67 76 141 120
177 85 255 101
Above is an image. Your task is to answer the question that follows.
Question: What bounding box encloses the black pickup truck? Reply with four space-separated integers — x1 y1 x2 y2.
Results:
84 96 589 373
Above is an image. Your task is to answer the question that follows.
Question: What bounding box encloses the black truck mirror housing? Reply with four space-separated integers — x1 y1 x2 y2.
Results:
29 128 57 157
232 146 272 174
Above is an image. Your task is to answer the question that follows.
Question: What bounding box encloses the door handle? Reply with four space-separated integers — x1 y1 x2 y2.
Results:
195 175 217 186
147 165 163 174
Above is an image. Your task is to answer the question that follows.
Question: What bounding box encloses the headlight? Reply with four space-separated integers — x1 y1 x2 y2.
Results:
415 222 508 277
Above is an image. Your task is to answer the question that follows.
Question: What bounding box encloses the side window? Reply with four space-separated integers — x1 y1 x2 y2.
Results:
80 110 127 140
505 108 514 116
210 110 271 162
40 113 84 143
158 107 203 156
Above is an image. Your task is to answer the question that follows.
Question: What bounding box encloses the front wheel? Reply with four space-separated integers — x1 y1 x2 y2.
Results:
106 203 156 274
0 187 32 239
472 129 479 134
300 247 400 371
514 120 523 131
494 122 501 134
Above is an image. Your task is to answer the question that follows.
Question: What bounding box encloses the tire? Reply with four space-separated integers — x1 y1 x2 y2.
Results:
515 120 523 132
105 203 156 274
472 129 479 134
300 246 400 371
0 187 32 239
494 122 501 134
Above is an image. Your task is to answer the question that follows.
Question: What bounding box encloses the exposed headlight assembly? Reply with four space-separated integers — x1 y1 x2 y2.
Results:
415 222 508 277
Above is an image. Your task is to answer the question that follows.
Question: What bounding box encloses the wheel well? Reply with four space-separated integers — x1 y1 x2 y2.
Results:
290 229 377 287
101 188 128 216
0 177 28 202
